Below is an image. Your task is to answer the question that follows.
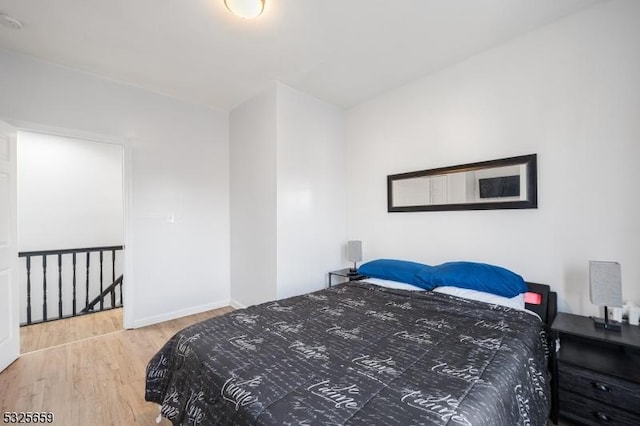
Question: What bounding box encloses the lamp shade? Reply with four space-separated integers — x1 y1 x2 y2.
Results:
347 241 362 263
589 261 622 307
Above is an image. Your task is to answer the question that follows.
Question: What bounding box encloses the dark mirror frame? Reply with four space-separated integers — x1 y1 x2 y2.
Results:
387 154 537 212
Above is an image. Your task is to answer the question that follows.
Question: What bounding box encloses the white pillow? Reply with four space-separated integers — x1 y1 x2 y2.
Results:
361 279 538 318
433 286 525 311
362 277 425 291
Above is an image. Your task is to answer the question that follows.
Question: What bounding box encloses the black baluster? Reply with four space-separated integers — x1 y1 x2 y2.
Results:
72 253 77 317
99 251 104 311
119 276 123 308
58 254 63 319
26 256 32 325
85 252 90 310
42 256 48 322
111 249 116 307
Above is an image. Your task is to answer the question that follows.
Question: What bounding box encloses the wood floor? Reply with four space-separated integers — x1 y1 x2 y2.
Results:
20 308 124 354
1 306 234 426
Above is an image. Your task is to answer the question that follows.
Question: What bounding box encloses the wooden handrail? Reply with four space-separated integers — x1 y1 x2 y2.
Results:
81 275 123 314
19 245 123 257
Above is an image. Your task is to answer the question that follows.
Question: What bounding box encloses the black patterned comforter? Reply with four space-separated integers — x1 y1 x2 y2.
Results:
145 282 550 425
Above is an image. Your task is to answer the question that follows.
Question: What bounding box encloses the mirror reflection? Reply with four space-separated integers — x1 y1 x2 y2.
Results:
387 154 537 212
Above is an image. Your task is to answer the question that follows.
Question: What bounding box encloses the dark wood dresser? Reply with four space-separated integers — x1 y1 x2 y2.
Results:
551 312 640 425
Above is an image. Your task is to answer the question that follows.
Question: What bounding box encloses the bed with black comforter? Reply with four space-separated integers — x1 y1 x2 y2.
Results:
145 281 550 425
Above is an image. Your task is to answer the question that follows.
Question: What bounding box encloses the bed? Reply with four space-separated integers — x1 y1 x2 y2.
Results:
145 275 556 425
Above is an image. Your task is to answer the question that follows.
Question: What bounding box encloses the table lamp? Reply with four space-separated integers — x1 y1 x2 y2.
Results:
589 260 622 332
347 241 362 276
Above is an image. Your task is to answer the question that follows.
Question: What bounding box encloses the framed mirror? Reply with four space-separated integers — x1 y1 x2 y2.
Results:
387 154 537 212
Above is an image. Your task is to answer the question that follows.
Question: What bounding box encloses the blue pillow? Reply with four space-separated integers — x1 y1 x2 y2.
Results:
416 261 526 298
358 259 434 289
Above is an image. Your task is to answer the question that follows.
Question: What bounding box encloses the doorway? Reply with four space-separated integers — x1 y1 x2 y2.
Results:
16 130 126 353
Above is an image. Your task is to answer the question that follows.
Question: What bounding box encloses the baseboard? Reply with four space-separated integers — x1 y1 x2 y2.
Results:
229 299 247 309
131 299 232 328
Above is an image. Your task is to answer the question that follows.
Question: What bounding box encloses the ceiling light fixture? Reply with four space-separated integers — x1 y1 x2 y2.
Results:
0 13 23 30
224 0 265 19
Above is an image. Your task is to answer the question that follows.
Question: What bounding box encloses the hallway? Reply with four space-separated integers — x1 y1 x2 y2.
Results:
20 308 122 354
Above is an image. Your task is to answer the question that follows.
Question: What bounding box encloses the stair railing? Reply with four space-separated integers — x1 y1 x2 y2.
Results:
18 245 124 326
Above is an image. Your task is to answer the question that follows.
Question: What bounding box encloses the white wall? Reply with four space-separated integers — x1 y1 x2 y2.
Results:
0 49 230 328
229 87 278 307
17 131 123 251
346 0 640 316
276 84 346 299
230 83 346 307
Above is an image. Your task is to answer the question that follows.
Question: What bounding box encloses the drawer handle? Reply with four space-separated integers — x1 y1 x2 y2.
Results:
591 381 611 393
591 411 613 423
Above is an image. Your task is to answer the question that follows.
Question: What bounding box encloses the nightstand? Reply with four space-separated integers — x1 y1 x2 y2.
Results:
328 268 368 287
551 312 640 425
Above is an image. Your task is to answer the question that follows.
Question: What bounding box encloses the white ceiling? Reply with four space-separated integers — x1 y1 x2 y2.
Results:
0 0 603 111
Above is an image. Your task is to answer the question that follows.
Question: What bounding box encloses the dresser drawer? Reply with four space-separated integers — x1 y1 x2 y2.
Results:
559 389 640 426
558 362 640 414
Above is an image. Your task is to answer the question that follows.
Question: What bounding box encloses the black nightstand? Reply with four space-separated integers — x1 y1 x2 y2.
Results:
551 312 640 425
328 268 368 287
